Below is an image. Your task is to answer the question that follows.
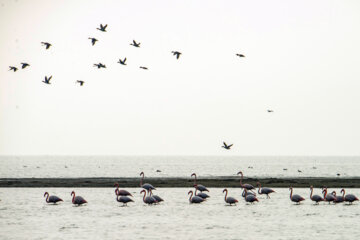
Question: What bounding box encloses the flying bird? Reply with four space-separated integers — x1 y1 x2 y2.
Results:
41 42 52 49
21 63 30 69
88 37 98 46
97 24 108 32
171 51 182 59
93 63 106 69
130 40 140 47
139 66 148 70
236 53 245 57
9 66 18 72
267 110 274 113
43 75 52 84
222 142 233 150
76 80 84 86
118 58 127 65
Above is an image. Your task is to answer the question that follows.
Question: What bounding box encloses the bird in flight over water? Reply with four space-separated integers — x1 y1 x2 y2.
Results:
172 51 182 59
21 63 30 69
9 66 18 72
76 80 84 86
139 66 148 70
97 24 108 32
130 40 141 47
236 53 245 57
118 58 127 65
88 38 98 46
43 76 52 84
267 110 274 113
93 63 106 69
222 142 233 150
41 42 52 49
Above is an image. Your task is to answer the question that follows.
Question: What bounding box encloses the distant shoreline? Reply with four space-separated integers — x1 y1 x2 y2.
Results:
1 177 359 188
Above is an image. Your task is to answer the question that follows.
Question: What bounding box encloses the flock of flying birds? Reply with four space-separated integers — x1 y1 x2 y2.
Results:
8 23 248 86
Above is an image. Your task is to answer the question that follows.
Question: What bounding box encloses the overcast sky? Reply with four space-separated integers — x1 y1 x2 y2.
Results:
1 0 360 155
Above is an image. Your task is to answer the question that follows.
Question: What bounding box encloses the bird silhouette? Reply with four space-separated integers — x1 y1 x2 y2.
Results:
139 66 148 70
88 38 98 46
93 63 106 69
171 51 182 59
43 76 52 84
9 66 18 72
267 110 274 113
21 63 30 69
41 42 52 49
222 142 233 150
76 80 84 86
118 58 127 65
236 53 245 57
130 40 140 47
96 24 107 32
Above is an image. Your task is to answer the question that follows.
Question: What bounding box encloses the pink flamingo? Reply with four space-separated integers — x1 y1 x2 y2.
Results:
116 195 134 206
44 192 63 204
237 171 255 192
289 187 305 204
195 187 210 199
149 189 164 203
114 182 132 196
188 190 204 204
257 182 275 198
342 189 359 204
309 186 324 204
140 172 156 193
322 188 336 204
71 191 87 206
191 173 209 192
140 190 157 205
223 189 238 205
244 189 259 203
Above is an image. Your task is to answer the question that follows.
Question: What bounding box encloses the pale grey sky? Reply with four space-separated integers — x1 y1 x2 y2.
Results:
1 0 360 155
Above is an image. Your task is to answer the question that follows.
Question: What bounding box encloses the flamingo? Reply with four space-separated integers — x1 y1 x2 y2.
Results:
289 187 305 204
140 190 157 205
257 182 275 198
44 192 63 204
114 182 132 196
195 188 210 199
309 186 324 204
332 191 344 203
242 189 256 198
188 190 204 204
322 188 336 204
140 172 156 193
71 191 87 206
237 171 255 192
223 189 238 205
191 173 209 192
116 195 133 206
149 189 164 204
244 189 259 203
342 189 359 204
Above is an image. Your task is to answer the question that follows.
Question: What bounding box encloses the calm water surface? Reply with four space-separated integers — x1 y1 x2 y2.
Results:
0 188 359 240
1 156 359 178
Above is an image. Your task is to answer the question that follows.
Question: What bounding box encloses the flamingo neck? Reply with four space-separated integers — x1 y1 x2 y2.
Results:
290 188 293 199
45 193 49 203
189 192 193 202
71 193 75 203
195 188 198 195
323 189 327 198
142 191 146 202
257 184 261 194
224 190 228 201
140 174 144 187
192 175 197 185
342 190 345 198
310 188 313 199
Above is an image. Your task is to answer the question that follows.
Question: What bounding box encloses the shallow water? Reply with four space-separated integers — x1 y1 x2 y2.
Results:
1 156 359 178
0 188 359 240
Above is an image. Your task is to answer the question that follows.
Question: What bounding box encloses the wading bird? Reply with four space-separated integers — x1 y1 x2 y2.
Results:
71 191 87 206
237 171 255 192
171 51 182 59
21 63 30 69
309 186 324 204
9 66 18 72
289 187 305 204
191 173 209 192
114 182 132 196
130 40 140 47
223 189 238 205
41 42 52 49
140 172 156 193
322 188 336 204
244 189 259 203
43 75 52 84
342 189 359 204
222 142 233 150
188 190 204 204
257 182 275 198
118 58 127 65
44 192 63 204
116 195 134 206
96 24 108 32
195 188 210 199
140 190 157 205
149 189 164 204
332 191 344 203
88 37 98 46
